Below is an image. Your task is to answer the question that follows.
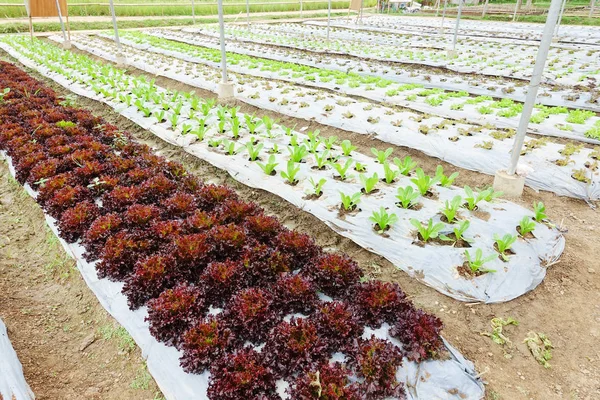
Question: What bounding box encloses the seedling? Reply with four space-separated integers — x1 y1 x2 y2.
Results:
303 136 321 154
383 163 400 184
354 162 366 172
393 156 417 176
222 140 240 156
360 173 379 194
482 188 503 202
245 114 263 134
330 159 354 181
518 216 536 237
464 249 497 274
435 165 459 187
262 115 278 136
208 138 222 148
494 234 517 261
230 116 241 139
371 147 394 164
324 136 338 150
308 177 326 197
370 207 398 234
441 196 462 223
533 201 547 222
181 123 193 135
410 168 438 195
153 110 166 123
257 155 278 175
341 140 357 156
523 332 553 368
246 142 264 161
168 113 180 130
191 123 208 141
396 186 420 209
313 151 329 169
280 160 301 184
340 192 361 211
463 186 486 210
440 220 472 245
410 218 444 242
282 124 296 136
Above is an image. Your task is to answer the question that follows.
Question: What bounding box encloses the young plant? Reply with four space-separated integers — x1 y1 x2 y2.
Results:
340 140 357 156
360 173 379 194
280 160 301 184
383 163 400 184
313 150 329 169
393 156 417 176
244 114 263 135
191 123 208 141
308 177 326 197
518 216 536 237
435 165 459 187
440 220 472 245
494 234 517 261
410 168 438 195
230 116 241 139
464 249 497 274
323 136 338 150
370 207 398 234
303 136 321 154
169 113 180 130
396 186 420 209
287 145 309 163
533 201 547 222
257 155 278 176
441 195 462 223
261 115 278 137
330 159 353 181
371 147 394 164
340 192 361 211
410 218 444 242
463 186 486 210
222 140 240 156
245 142 264 161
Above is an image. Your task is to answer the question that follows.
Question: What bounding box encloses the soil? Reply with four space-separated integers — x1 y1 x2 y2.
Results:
0 163 162 399
2 50 600 400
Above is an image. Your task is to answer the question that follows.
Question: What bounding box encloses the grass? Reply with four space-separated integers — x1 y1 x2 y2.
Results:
1 0 358 18
130 363 153 390
0 10 352 33
98 323 137 353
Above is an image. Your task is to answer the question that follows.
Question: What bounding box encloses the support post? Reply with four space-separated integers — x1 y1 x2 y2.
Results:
435 0 441 17
494 0 564 196
246 0 250 27
191 0 196 24
482 0 489 17
554 0 567 37
55 0 70 49
29 16 33 40
109 0 126 67
512 0 519 21
217 0 234 99
440 0 448 33
449 0 463 56
300 0 303 18
590 0 596 17
327 0 332 43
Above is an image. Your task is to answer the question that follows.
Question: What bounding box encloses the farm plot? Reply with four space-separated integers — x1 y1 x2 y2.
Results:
185 22 600 87
182 24 597 108
31 33 600 200
0 61 485 399
0 35 567 303
136 28 600 139
0 318 34 400
319 15 600 45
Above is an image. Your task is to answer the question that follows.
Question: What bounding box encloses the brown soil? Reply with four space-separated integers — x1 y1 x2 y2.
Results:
0 164 162 400
3 52 600 400
456 263 486 279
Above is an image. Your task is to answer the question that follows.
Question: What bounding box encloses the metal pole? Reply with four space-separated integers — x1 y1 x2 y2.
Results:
590 0 596 17
435 0 441 16
191 0 196 24
482 0 489 17
452 0 463 51
54 0 67 42
327 0 331 42
300 0 303 18
512 0 519 21
218 0 228 83
440 0 448 32
246 0 250 27
109 0 121 51
555 0 567 36
507 0 564 175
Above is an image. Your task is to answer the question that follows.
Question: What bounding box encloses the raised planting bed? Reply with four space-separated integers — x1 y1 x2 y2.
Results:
0 61 484 400
0 318 34 400
0 37 567 303
20 34 600 201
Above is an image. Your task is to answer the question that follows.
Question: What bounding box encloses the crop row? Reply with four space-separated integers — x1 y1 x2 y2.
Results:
0 60 454 399
118 29 600 141
33 33 600 200
1 35 567 302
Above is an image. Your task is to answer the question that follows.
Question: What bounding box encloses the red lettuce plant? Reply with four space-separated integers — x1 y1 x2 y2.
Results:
27 158 59 184
208 224 247 258
146 283 207 348
223 288 279 344
58 201 101 243
102 185 140 212
263 317 329 377
173 233 211 269
273 274 318 315
122 254 179 309
46 185 92 218
241 243 289 287
275 230 321 271
346 337 406 399
196 184 238 211
139 173 177 203
161 191 197 219
310 301 362 352
180 315 236 374
82 213 123 261
350 281 411 327
287 363 361 400
200 260 244 307
308 253 363 298
216 199 261 225
96 231 156 280
150 220 183 242
185 210 216 233
207 348 279 400
390 309 444 362
244 214 282 243
124 203 161 229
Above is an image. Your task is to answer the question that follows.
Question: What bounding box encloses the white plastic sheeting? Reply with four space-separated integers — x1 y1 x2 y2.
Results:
3 37 567 305
0 318 35 400
1 148 485 399
38 35 600 201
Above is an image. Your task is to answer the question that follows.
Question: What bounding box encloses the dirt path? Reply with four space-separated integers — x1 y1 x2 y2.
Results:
0 162 163 399
1 51 600 400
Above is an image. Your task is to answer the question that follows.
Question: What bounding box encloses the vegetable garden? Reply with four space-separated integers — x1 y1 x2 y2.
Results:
0 11 598 400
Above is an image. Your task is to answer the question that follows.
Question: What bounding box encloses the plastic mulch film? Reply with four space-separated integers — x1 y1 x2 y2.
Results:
0 318 35 400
